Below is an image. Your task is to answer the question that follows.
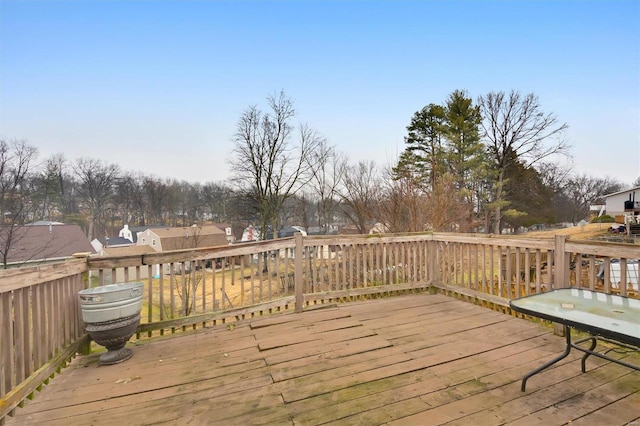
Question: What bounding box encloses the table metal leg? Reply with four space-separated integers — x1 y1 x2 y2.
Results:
579 336 598 373
521 325 572 392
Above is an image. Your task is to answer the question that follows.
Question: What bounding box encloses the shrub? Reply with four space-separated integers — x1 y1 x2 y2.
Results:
591 215 615 223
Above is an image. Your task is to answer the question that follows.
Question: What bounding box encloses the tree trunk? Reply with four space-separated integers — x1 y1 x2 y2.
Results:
88 219 95 241
493 171 505 234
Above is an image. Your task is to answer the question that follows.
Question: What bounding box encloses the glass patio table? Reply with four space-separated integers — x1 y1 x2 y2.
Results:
509 288 640 391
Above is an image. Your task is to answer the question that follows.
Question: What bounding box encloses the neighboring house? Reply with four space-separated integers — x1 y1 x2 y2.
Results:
210 223 235 243
279 225 307 238
240 225 307 242
603 186 640 220
104 224 230 254
137 225 229 252
101 245 157 257
92 240 158 283
116 225 162 244
0 223 94 267
91 236 135 256
369 222 389 234
338 224 363 235
93 224 156 255
241 225 260 242
307 225 338 235
590 204 605 217
93 224 229 282
31 220 64 226
238 225 308 259
118 224 135 242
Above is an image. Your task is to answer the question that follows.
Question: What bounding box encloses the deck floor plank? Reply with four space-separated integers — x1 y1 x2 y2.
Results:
504 370 640 426
565 391 640 426
5 293 639 426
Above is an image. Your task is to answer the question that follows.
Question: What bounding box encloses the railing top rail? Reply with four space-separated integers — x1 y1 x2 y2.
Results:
305 232 556 250
430 233 555 249
87 237 296 269
304 232 435 246
0 257 87 292
565 239 640 259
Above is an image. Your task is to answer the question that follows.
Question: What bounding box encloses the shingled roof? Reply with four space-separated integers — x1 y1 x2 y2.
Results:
0 223 94 265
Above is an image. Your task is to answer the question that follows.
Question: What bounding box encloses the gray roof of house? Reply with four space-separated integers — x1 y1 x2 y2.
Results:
0 224 94 265
97 236 134 247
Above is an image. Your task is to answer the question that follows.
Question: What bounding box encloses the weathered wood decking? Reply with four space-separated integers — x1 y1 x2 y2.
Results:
6 294 640 425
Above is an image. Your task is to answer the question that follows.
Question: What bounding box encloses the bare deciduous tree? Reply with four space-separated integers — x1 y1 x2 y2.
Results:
564 174 623 223
44 153 77 217
115 172 139 226
0 139 39 267
478 90 570 233
308 140 345 233
75 158 120 241
379 162 429 233
201 182 232 223
231 91 324 238
143 175 168 226
338 160 380 234
426 173 475 232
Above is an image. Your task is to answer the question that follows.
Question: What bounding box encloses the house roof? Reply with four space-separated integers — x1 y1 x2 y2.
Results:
210 223 231 231
150 225 228 251
127 225 163 243
0 224 94 265
101 245 157 257
603 186 640 198
29 221 64 226
96 236 134 247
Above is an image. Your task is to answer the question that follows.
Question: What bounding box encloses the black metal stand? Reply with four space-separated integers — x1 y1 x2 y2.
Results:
521 325 572 392
521 325 640 392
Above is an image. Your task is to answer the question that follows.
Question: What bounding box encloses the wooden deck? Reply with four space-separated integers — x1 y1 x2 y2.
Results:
6 294 640 425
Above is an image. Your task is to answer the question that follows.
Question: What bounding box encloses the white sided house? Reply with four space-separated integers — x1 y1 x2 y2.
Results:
137 225 229 276
604 186 640 221
601 187 640 290
137 225 229 252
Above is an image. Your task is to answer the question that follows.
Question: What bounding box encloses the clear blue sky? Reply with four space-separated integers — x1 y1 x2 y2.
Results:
1 0 638 186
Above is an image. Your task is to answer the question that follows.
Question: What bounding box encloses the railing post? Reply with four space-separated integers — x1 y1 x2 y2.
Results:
78 254 92 355
553 235 570 289
430 240 438 286
553 235 569 336
294 233 304 313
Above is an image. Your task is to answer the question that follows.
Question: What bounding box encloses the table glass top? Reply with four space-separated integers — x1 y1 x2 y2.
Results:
510 289 640 340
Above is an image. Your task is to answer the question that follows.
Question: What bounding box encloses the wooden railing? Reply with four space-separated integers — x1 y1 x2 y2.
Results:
0 258 90 424
1 232 638 423
427 234 638 303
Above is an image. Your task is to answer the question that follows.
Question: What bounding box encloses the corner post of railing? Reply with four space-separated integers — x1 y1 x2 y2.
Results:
74 252 92 290
553 234 569 336
294 232 304 313
74 252 92 355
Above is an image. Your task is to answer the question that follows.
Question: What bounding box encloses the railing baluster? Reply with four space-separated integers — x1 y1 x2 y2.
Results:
620 258 628 297
170 263 176 328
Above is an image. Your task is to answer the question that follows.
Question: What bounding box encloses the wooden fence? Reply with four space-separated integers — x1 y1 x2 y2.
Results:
1 232 638 423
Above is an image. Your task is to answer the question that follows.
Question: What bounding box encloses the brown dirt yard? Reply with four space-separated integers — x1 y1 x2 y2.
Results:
522 222 636 242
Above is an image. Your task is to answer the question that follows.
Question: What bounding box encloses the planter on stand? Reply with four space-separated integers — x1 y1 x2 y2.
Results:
78 282 144 365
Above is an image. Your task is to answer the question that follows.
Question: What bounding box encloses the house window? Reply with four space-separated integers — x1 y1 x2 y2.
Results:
142 238 146 244
152 239 156 246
